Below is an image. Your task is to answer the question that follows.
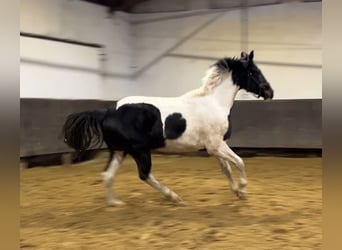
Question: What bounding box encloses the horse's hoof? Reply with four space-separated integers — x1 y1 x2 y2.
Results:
167 192 182 203
108 199 126 206
236 190 248 200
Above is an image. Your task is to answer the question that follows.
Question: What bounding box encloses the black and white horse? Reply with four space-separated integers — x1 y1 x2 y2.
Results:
63 51 274 206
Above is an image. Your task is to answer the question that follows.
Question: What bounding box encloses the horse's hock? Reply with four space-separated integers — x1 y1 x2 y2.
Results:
20 154 322 250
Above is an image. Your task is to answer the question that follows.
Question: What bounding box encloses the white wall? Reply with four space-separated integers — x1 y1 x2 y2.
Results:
20 0 321 100
132 2 322 100
20 36 102 99
20 0 134 100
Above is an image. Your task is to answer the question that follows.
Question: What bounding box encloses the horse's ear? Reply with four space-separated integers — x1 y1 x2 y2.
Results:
241 51 248 59
249 50 254 61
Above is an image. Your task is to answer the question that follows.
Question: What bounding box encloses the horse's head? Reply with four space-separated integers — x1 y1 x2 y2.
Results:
233 50 274 100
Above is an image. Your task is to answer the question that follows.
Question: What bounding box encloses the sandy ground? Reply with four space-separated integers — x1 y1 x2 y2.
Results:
20 154 321 250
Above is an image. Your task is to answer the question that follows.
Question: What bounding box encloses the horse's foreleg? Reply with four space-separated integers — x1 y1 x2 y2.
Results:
101 151 125 206
131 150 181 203
217 158 238 194
210 142 247 199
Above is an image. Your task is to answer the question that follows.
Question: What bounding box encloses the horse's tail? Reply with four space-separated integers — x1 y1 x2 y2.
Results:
62 109 108 152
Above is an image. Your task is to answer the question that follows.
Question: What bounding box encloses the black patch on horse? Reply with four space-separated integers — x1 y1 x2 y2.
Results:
223 114 232 140
102 103 166 151
164 113 187 139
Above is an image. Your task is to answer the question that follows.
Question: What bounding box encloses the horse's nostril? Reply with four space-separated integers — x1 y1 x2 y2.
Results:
270 89 274 98
264 89 273 100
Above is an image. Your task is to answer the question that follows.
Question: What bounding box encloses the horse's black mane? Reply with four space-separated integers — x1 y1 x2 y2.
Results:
213 57 249 89
214 57 241 72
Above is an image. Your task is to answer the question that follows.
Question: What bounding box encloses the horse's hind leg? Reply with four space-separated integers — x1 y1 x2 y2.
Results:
217 158 238 195
209 142 247 199
101 151 126 206
146 174 182 203
131 150 181 203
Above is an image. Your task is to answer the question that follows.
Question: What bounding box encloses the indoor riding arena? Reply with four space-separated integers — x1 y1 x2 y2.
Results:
20 1 322 249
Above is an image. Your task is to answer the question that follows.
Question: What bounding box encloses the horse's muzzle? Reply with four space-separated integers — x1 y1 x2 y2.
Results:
264 88 274 101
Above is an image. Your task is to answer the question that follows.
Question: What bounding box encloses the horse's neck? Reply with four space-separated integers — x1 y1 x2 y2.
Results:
182 72 239 112
210 76 239 112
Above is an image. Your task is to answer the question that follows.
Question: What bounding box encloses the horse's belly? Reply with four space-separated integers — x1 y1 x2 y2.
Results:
156 136 205 153
155 145 202 153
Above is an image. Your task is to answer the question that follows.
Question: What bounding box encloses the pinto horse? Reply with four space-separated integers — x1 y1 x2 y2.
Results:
63 51 274 206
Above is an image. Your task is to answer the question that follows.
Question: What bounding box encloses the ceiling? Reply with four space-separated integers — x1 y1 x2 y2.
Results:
82 0 321 14
82 0 148 13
